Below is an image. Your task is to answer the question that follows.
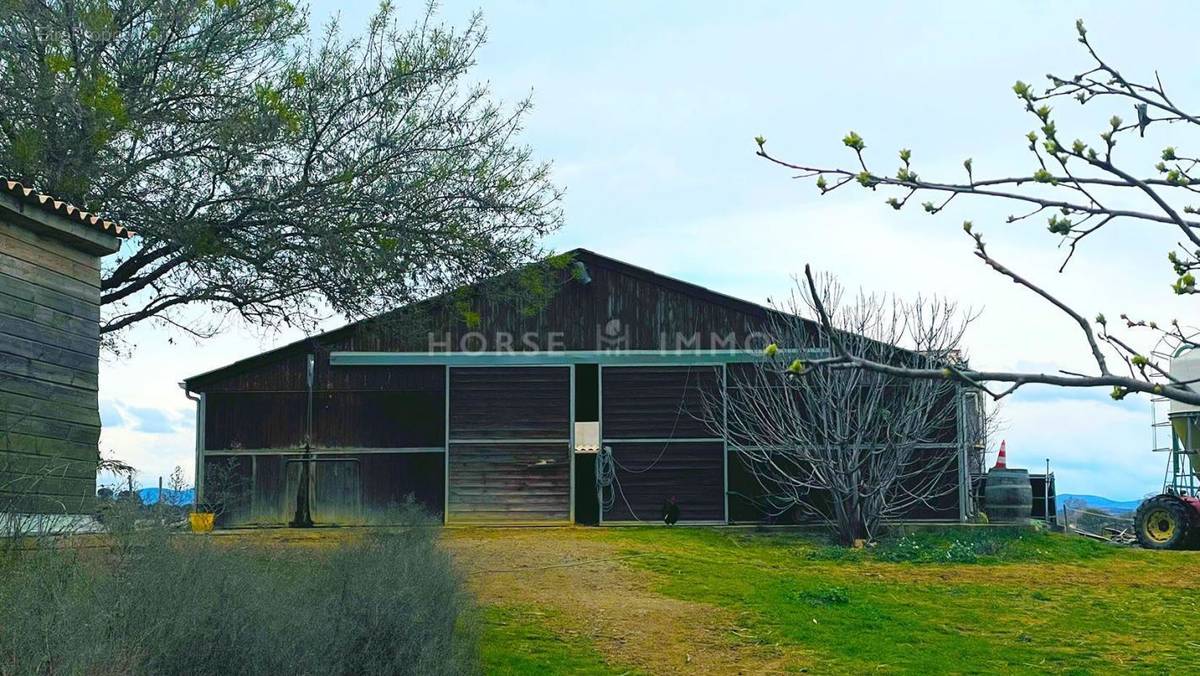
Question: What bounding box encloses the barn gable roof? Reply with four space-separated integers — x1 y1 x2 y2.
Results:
183 248 793 389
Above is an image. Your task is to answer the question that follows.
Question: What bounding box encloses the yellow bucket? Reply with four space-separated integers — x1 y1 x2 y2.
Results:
188 512 215 533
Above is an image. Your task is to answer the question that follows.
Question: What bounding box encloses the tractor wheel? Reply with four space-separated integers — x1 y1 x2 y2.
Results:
1135 495 1194 550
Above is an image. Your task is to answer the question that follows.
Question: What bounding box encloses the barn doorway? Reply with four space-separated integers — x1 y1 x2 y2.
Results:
573 363 600 525
446 366 572 523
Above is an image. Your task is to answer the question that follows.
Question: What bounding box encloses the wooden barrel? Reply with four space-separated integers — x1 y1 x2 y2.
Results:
984 468 1033 523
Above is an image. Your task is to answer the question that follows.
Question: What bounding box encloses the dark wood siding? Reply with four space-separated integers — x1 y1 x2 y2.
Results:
204 392 307 450
0 218 103 514
447 366 570 522
450 367 569 440
602 366 721 440
447 442 569 522
602 442 724 522
213 451 445 527
314 365 445 448
203 365 445 451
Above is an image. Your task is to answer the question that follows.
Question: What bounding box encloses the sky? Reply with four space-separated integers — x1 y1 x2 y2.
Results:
96 1 1198 500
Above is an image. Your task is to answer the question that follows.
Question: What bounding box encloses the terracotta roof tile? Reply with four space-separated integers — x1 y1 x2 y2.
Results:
1 178 132 238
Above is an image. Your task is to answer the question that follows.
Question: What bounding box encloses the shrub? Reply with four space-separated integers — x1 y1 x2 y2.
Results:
0 505 478 675
791 585 851 606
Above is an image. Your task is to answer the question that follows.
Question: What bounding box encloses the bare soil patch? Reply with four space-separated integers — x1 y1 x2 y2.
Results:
443 528 811 675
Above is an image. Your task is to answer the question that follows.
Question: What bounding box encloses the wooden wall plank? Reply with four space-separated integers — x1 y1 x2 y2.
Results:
449 367 569 440
602 366 722 440
0 251 99 301
602 441 724 522
447 442 569 522
0 230 99 286
0 290 99 340
0 213 103 515
0 220 100 271
0 271 99 323
0 330 99 375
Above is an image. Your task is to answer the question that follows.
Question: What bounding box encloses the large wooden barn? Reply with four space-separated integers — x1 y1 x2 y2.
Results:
183 249 979 527
0 179 130 526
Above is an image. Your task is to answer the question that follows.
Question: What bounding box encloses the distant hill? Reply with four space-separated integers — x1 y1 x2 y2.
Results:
1058 494 1143 514
136 487 195 507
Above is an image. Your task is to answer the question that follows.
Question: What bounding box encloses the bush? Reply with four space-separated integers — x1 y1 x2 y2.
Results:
0 506 478 675
791 585 851 606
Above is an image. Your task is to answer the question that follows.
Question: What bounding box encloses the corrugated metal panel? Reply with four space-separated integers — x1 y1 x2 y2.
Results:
603 442 724 522
602 366 721 440
447 442 569 522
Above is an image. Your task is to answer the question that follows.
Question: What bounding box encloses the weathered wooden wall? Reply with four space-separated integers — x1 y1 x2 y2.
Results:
0 218 103 514
187 250 969 526
601 366 725 522
447 367 570 522
201 363 447 526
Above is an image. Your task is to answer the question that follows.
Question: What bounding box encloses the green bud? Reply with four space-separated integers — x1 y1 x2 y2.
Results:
963 158 973 173
1163 147 1177 161
1013 80 1032 99
764 343 778 358
1072 139 1086 154
899 148 911 163
1035 104 1052 121
816 175 828 191
843 131 866 151
754 135 766 148
856 171 873 187
1110 115 1122 129
1174 273 1196 295
1131 354 1148 367
1033 168 1055 184
1095 313 1106 325
787 359 806 375
962 221 973 233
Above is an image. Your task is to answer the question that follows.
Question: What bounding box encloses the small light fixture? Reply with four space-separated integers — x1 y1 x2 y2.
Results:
572 260 592 285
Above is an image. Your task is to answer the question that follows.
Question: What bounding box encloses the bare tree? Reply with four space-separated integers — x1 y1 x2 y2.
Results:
755 19 1200 405
721 273 972 544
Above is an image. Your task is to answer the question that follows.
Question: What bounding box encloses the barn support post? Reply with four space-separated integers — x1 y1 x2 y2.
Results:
597 364 604 526
956 384 968 524
195 393 206 507
444 365 451 525
722 363 729 525
569 364 576 525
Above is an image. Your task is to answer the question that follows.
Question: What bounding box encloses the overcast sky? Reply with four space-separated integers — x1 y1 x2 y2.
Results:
97 1 1197 500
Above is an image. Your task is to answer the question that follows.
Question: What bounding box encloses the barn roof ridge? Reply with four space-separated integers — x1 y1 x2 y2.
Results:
183 247 786 388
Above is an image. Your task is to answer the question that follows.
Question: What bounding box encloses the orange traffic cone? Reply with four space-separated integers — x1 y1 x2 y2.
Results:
994 440 1007 469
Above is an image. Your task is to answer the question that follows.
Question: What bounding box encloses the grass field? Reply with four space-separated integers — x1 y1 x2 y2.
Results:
449 526 1200 674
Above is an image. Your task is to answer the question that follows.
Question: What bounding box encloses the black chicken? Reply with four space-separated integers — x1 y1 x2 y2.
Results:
662 496 680 526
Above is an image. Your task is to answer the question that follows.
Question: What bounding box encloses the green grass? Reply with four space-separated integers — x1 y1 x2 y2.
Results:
481 606 626 675
588 527 1199 674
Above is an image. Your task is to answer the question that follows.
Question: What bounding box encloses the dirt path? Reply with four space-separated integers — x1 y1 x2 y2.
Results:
442 528 810 675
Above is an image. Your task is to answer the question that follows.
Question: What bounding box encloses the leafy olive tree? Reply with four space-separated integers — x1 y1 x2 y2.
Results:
0 0 562 349
756 19 1200 406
